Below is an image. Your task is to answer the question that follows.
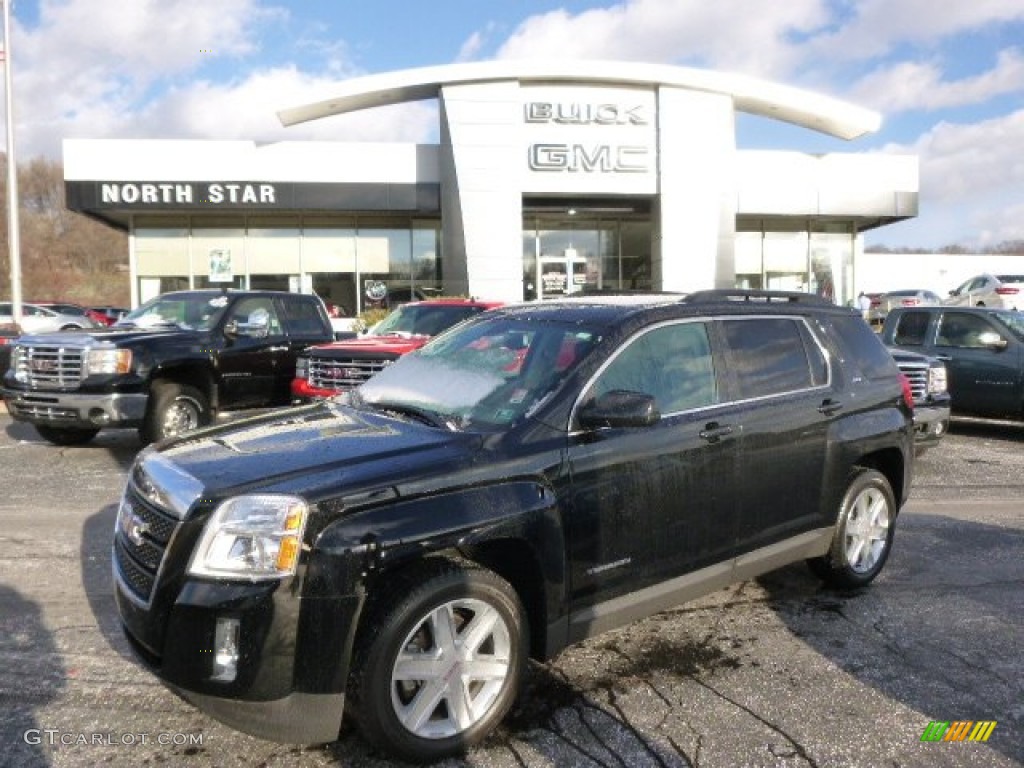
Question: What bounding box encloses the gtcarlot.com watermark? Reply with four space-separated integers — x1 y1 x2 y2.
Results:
24 729 203 747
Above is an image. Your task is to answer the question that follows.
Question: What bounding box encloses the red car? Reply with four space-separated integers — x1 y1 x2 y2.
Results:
292 299 502 400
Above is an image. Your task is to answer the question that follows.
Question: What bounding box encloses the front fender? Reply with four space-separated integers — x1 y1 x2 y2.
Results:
305 479 568 669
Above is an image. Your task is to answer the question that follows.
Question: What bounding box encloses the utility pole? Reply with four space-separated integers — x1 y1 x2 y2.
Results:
3 0 21 325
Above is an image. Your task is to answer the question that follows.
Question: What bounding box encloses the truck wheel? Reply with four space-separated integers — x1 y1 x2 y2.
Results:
140 381 210 444
349 559 527 762
808 468 896 589
34 425 100 446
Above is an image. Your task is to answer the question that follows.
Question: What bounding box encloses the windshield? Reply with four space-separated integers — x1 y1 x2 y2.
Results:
994 311 1024 339
354 316 602 430
371 303 490 338
116 294 230 331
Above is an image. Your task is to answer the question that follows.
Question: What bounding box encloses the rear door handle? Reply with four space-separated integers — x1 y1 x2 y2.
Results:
818 399 843 415
267 345 289 352
935 355 952 361
699 422 734 442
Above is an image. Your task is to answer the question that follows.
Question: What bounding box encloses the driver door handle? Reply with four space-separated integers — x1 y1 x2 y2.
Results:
818 398 843 415
699 422 734 442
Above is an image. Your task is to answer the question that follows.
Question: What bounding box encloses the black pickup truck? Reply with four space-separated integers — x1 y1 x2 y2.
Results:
2 290 333 445
881 305 1024 421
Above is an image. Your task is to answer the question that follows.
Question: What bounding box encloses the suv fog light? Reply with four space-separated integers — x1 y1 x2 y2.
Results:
212 617 240 682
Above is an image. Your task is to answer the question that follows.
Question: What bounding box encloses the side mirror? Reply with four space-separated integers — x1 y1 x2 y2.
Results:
578 389 660 430
978 331 1008 350
223 319 239 339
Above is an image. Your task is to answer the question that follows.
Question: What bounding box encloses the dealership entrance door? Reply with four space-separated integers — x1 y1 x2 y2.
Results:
523 201 653 301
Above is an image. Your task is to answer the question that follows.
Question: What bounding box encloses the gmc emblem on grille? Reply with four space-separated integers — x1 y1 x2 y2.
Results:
30 358 58 372
118 501 150 546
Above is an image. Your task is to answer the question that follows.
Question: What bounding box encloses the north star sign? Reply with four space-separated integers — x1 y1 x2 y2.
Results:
100 182 278 205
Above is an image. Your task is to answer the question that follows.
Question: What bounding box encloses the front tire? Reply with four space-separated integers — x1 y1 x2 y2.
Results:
34 424 100 446
349 559 527 763
140 381 210 444
808 468 897 589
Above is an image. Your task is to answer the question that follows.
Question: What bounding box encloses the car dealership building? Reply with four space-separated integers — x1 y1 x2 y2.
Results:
63 61 918 313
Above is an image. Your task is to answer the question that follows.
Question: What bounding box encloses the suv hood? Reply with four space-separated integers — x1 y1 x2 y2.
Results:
151 402 479 503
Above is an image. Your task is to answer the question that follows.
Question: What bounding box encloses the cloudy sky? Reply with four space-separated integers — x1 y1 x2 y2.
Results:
4 0 1023 249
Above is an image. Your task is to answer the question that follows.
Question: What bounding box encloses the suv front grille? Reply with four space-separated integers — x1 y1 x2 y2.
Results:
13 344 85 389
308 355 395 391
114 486 180 604
895 360 928 402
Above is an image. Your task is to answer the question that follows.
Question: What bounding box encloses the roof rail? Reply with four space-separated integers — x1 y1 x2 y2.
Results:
682 289 836 307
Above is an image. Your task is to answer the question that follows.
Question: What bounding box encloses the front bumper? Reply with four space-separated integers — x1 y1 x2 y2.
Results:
911 401 951 453
2 387 147 429
114 563 361 744
290 377 341 402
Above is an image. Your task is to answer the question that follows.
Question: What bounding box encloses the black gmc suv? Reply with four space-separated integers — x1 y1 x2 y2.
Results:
112 291 914 762
2 290 333 445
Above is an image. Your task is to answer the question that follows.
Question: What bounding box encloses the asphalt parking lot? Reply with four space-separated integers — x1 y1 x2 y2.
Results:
0 413 1021 768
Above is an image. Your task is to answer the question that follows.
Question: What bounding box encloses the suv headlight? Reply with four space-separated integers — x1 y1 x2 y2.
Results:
927 363 948 395
189 495 308 580
295 355 309 380
86 348 132 376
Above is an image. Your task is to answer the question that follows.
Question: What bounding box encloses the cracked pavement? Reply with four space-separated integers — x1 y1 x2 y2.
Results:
0 415 1020 767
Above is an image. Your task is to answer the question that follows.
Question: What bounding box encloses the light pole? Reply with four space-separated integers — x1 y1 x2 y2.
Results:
2 0 21 326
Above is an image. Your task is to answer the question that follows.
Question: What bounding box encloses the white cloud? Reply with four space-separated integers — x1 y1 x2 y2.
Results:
807 0 1024 62
874 109 1024 245
851 49 1024 111
495 0 828 79
131 67 438 143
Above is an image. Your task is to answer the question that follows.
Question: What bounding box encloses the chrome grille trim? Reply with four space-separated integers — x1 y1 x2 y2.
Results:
13 344 85 389
308 355 394 391
895 360 928 401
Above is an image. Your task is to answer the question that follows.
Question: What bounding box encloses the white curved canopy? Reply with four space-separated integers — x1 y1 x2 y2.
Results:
278 60 881 141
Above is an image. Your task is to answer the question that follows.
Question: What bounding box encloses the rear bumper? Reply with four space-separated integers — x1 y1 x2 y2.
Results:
1 387 147 428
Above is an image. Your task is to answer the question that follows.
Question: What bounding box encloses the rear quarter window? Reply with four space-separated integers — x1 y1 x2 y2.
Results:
281 297 330 337
829 315 899 380
890 311 931 346
720 317 827 399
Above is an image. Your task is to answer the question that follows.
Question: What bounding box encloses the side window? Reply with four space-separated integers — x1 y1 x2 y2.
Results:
589 322 718 415
828 315 896 380
937 313 1003 349
720 317 824 399
281 297 328 337
227 298 282 338
892 311 930 346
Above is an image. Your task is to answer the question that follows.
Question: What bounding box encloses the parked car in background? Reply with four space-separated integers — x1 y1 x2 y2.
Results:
943 273 1024 310
293 298 502 400
0 301 99 332
34 302 111 327
0 324 19 374
881 305 1024 421
879 289 943 315
88 305 129 325
112 290 913 761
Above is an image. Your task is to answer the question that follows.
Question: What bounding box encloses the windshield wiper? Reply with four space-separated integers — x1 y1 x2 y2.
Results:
369 401 455 430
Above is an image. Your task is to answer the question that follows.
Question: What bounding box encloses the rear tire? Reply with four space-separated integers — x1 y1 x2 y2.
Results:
34 425 100 446
140 381 210 444
349 558 527 763
808 468 897 589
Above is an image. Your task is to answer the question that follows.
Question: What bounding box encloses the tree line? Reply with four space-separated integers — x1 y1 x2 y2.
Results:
0 155 129 306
